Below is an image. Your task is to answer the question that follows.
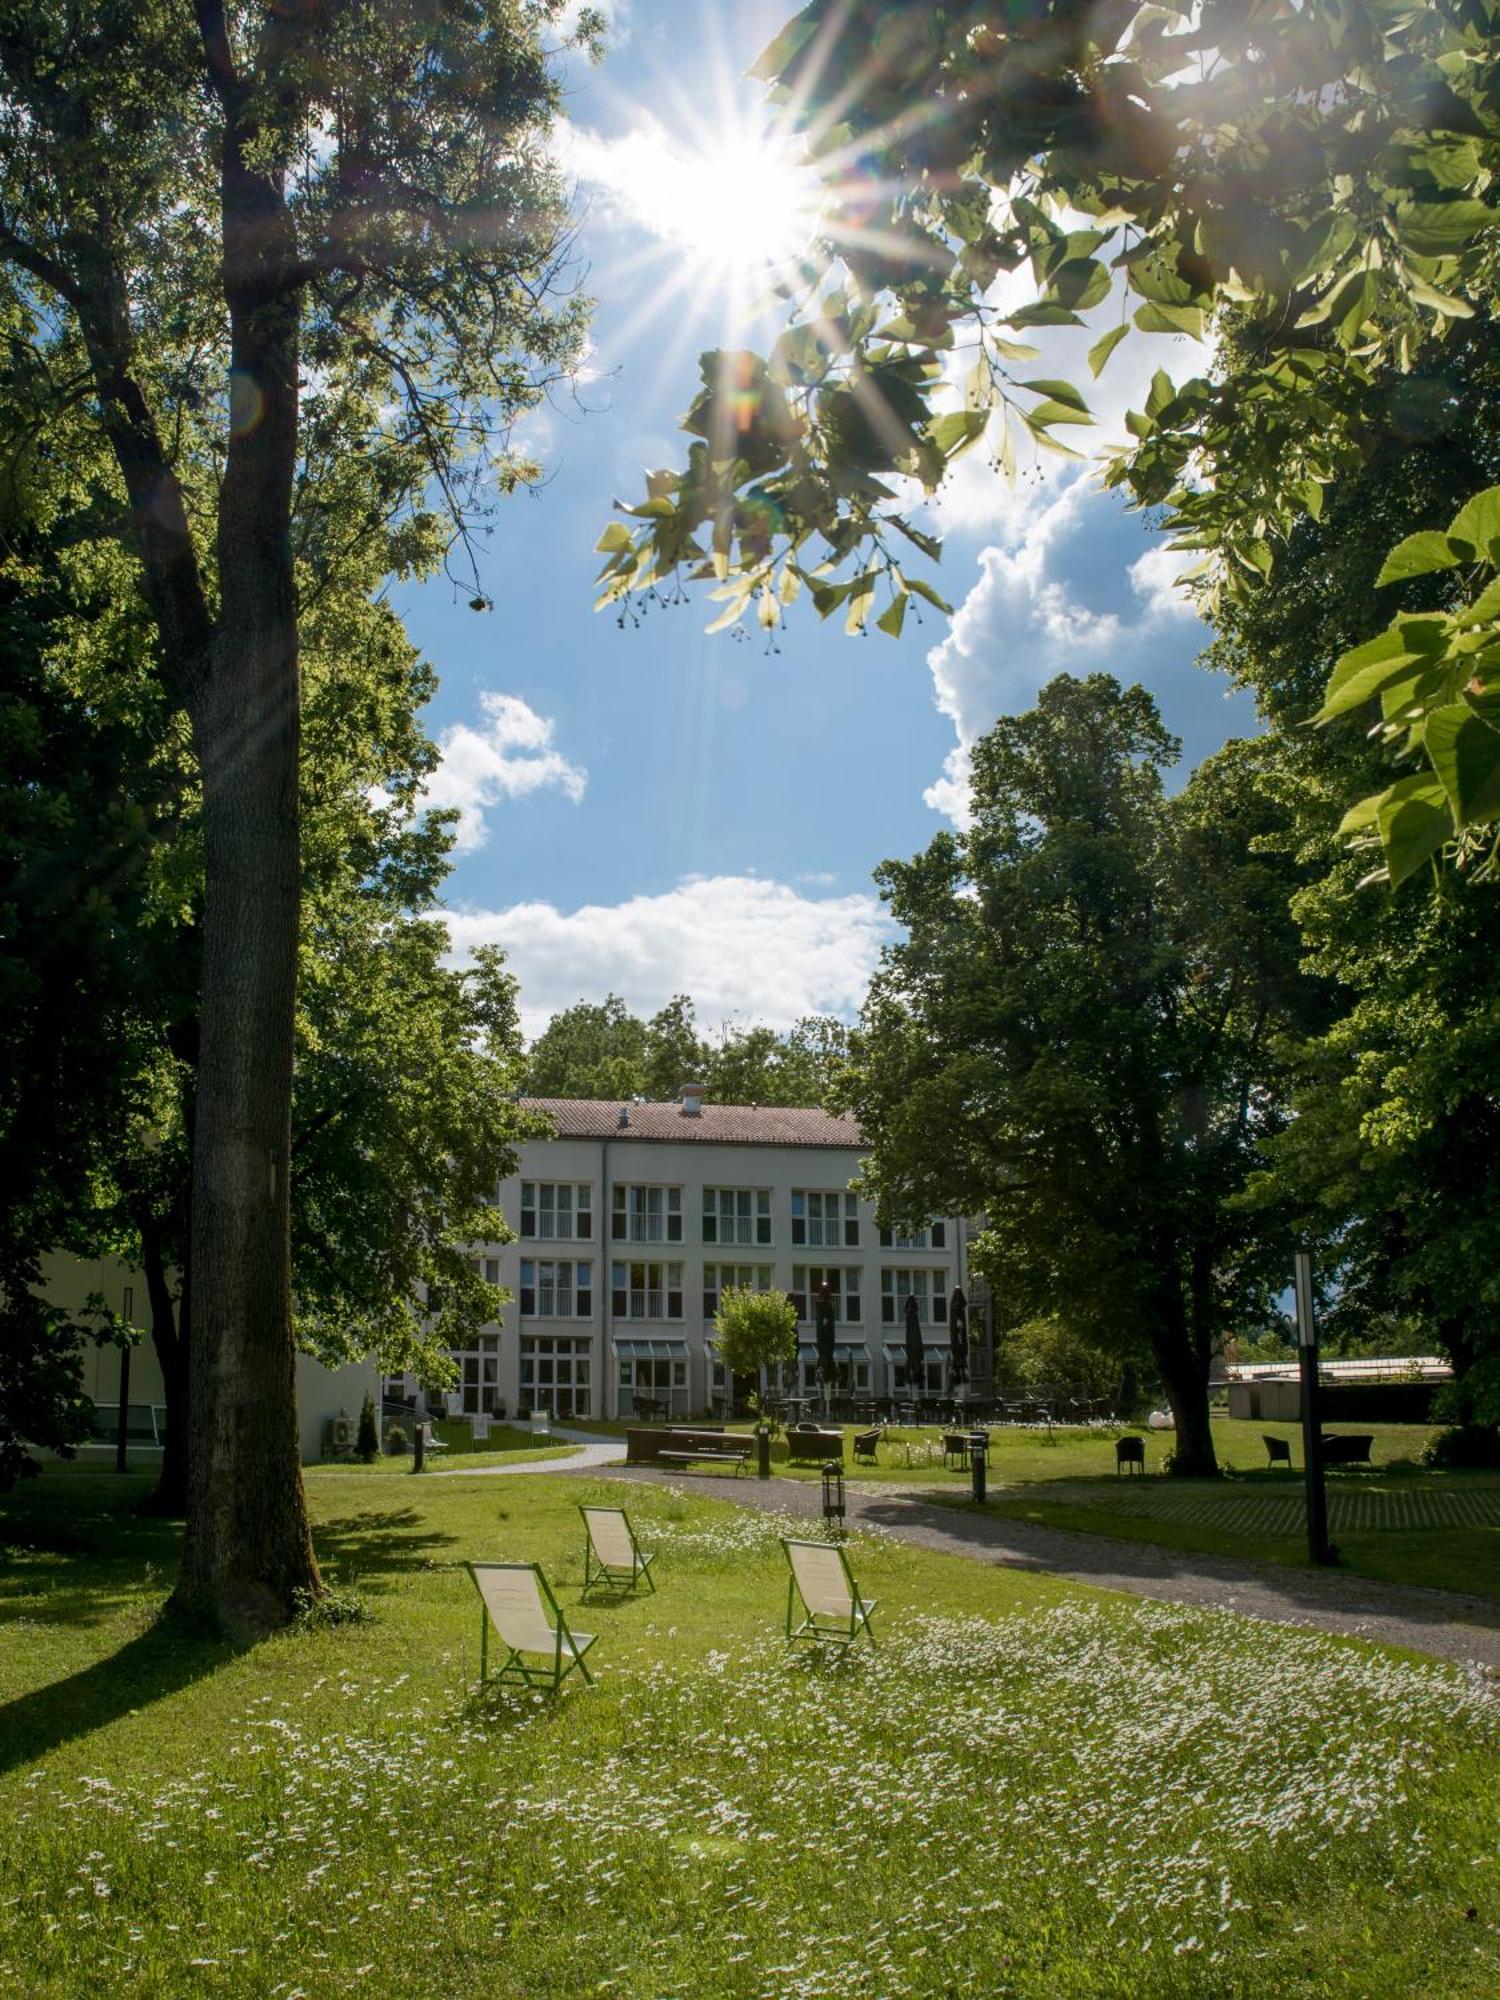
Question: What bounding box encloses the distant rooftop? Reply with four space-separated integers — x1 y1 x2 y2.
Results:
522 1096 864 1149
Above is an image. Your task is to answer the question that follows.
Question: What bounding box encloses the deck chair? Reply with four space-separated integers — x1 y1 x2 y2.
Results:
468 1561 596 1693
782 1538 877 1648
580 1505 656 1596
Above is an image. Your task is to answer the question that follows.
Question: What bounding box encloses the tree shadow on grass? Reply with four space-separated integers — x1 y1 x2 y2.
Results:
312 1508 459 1592
0 1612 234 1782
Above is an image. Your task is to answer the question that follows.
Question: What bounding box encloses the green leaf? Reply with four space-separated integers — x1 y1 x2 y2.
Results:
1145 369 1176 419
1132 301 1207 338
1376 771 1453 887
906 576 954 615
1316 622 1450 723
844 571 877 635
748 6 819 81
594 521 633 554
1019 378 1089 413
928 409 989 458
1395 199 1495 257
1446 486 1500 560
1457 576 1500 628
1007 301 1083 329
891 516 942 562
1028 398 1094 427
1375 531 1462 585
1424 704 1500 828
1087 323 1130 377
875 591 908 638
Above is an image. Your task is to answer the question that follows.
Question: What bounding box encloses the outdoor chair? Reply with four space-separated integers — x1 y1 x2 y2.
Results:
467 1561 596 1694
942 1431 971 1470
781 1537 877 1648
1262 1434 1293 1470
853 1428 881 1466
1115 1435 1146 1476
580 1505 656 1596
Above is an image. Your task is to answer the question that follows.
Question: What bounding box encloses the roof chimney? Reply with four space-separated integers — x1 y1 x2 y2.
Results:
680 1081 704 1117
617 1104 630 1128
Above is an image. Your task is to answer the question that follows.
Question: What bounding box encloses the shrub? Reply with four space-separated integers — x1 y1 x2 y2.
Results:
354 1393 379 1464
1422 1424 1500 1470
384 1424 408 1455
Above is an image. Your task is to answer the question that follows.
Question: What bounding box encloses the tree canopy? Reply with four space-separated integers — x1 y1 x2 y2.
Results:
838 674 1315 1474
524 994 850 1107
594 0 1500 882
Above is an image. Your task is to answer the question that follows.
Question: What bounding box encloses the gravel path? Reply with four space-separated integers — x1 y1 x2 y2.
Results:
602 1463 1500 1671
430 1429 626 1479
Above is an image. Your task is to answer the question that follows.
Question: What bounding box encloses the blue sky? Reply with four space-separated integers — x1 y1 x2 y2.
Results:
395 0 1257 1040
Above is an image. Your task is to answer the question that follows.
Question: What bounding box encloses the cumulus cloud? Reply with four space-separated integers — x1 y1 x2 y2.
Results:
1129 543 1202 623
424 692 587 854
445 874 892 1040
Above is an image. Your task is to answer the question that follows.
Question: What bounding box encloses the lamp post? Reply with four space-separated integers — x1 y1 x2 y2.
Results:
1293 1250 1337 1566
821 1460 846 1537
115 1286 133 1475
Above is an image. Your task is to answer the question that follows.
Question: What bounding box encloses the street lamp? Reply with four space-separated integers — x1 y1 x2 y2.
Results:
1293 1250 1337 1566
821 1460 846 1537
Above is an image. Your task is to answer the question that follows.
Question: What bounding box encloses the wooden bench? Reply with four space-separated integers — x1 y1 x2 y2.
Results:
625 1425 726 1467
657 1439 752 1474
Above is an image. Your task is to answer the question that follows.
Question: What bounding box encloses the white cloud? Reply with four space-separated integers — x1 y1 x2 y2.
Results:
445 874 891 1040
1129 543 1201 623
424 692 587 854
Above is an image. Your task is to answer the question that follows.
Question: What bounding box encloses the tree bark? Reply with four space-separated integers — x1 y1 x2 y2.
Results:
168 59 320 1629
1151 1267 1219 1478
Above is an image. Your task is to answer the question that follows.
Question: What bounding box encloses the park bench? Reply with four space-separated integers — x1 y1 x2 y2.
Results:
784 1427 845 1465
652 1428 752 1473
1320 1432 1374 1466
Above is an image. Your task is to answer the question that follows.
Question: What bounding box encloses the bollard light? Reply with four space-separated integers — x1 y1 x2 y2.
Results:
969 1432 987 1505
821 1459 846 1536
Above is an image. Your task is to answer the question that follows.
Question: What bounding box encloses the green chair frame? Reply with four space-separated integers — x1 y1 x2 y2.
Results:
782 1537 877 1648
580 1504 657 1596
468 1560 597 1694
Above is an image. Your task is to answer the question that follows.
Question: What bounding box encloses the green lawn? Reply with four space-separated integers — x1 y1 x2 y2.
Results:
308 1421 574 1478
1 1467 1497 1997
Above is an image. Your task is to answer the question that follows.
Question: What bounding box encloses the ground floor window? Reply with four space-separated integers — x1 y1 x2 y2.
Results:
458 1335 501 1417
521 1336 592 1419
615 1344 689 1418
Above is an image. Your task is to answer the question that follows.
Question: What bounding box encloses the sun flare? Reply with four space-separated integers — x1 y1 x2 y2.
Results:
655 129 823 282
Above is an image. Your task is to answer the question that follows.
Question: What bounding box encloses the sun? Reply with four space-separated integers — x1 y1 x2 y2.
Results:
653 127 824 286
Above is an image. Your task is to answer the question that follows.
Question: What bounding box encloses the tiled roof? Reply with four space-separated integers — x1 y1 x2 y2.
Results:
521 1098 865 1149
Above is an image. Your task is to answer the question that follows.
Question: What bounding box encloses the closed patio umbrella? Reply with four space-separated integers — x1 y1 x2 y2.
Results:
814 1283 837 1414
903 1295 925 1402
949 1287 969 1390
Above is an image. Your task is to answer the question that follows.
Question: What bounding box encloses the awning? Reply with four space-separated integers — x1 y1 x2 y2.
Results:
613 1337 690 1361
798 1341 870 1360
882 1341 949 1361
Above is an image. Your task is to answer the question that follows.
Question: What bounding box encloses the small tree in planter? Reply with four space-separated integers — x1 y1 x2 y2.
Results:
355 1393 380 1466
714 1287 798 1418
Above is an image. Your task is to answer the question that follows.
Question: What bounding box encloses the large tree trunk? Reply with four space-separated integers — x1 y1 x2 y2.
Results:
168 109 319 1630
1151 1264 1218 1478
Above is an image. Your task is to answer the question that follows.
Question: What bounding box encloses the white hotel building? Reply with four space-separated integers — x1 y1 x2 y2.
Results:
388 1087 972 1424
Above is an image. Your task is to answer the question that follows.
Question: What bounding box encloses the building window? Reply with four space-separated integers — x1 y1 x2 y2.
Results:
881 1268 949 1323
878 1222 946 1250
791 1189 859 1249
611 1261 683 1319
792 1266 862 1323
702 1187 772 1246
483 1256 501 1285
702 1263 774 1318
459 1349 501 1417
520 1182 592 1240
519 1259 593 1318
612 1184 682 1243
521 1336 592 1418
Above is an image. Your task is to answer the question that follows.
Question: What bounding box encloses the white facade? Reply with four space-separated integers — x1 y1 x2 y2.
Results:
41 1250 381 1467
388 1095 969 1423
